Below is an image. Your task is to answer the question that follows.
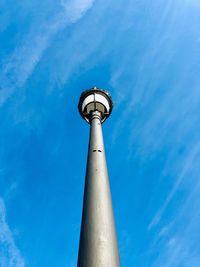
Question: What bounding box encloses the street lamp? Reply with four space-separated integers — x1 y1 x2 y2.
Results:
77 87 120 267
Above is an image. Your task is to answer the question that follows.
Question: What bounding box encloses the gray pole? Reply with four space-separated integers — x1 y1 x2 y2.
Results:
78 88 120 267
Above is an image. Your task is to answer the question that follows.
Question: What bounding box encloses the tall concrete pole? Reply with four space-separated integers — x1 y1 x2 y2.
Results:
78 88 120 267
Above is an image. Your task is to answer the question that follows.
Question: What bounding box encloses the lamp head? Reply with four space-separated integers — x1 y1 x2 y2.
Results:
78 87 113 124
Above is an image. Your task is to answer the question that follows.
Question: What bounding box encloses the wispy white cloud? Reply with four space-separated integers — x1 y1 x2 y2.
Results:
61 0 94 23
0 198 25 267
148 143 200 230
151 223 200 267
0 0 95 106
146 146 200 266
148 199 200 267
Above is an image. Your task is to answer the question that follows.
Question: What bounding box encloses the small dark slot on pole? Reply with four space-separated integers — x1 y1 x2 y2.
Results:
98 150 102 152
93 150 97 152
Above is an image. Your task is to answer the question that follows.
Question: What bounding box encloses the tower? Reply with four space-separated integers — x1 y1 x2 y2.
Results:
77 87 120 266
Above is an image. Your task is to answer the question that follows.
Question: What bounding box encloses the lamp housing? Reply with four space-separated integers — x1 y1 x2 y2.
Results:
78 87 113 123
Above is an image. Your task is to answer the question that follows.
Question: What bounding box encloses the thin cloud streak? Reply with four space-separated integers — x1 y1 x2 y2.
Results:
0 0 95 106
148 143 200 230
0 198 25 267
61 0 94 23
150 208 200 267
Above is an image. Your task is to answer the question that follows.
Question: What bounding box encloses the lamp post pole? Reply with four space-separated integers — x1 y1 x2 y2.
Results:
77 88 120 267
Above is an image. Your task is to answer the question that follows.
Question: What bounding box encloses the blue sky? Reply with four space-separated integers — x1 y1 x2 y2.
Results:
0 0 200 266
